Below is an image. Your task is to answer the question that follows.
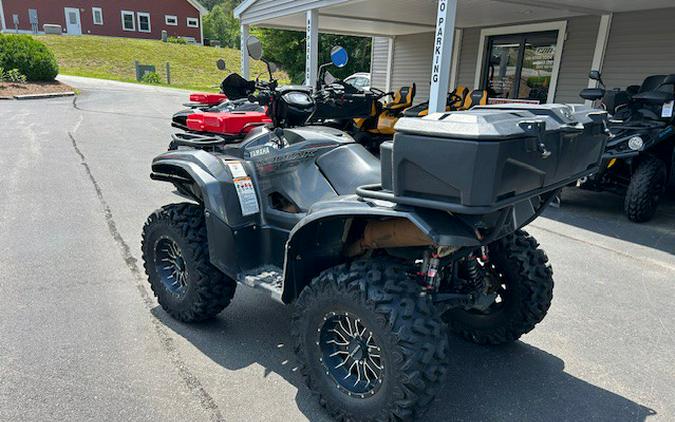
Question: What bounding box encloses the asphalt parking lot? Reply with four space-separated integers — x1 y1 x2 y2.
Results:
1 75 673 421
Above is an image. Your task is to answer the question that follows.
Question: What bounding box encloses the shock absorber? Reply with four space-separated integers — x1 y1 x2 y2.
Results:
420 249 441 292
465 256 483 288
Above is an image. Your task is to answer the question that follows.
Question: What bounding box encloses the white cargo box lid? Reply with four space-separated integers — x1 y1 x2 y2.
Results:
394 109 564 140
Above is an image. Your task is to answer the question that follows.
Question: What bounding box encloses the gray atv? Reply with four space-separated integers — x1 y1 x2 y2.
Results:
142 37 608 421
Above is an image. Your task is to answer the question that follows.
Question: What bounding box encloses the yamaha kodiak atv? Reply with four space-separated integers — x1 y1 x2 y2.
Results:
142 37 608 421
579 70 675 222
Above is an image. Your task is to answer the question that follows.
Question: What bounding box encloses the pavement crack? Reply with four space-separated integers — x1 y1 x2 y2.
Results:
67 131 225 422
72 95 168 121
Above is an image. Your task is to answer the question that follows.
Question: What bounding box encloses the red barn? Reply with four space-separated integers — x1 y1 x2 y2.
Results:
0 0 207 44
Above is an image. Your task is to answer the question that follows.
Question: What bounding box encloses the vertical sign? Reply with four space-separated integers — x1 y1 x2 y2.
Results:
428 0 457 114
305 9 318 87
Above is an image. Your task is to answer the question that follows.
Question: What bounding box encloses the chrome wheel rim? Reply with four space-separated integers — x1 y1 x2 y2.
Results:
318 312 384 398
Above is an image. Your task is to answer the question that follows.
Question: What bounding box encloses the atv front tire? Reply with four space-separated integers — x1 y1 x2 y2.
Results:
141 203 236 322
624 155 667 222
444 230 553 345
292 259 448 422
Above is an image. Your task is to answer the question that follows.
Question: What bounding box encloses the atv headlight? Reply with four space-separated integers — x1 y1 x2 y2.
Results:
628 136 644 151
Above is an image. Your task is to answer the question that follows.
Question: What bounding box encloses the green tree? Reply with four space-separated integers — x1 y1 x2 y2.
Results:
254 28 371 84
203 2 241 48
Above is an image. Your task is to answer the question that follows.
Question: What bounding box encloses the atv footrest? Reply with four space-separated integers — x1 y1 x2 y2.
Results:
239 266 283 302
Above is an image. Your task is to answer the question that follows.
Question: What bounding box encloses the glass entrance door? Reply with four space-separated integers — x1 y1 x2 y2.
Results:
482 31 558 103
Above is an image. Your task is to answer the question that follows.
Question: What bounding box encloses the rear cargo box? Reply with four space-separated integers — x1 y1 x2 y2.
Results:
189 93 227 105
186 111 271 135
380 105 607 212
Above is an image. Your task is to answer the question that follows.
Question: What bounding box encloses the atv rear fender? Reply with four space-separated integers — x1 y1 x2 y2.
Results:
280 192 555 303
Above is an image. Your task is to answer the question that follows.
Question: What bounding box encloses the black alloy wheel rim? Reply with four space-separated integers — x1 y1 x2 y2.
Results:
318 312 384 398
155 237 189 297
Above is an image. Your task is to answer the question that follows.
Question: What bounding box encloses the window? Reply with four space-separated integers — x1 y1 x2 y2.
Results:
482 31 558 103
137 12 151 32
186 17 199 28
92 7 103 25
121 10 135 31
475 21 566 104
165 15 178 26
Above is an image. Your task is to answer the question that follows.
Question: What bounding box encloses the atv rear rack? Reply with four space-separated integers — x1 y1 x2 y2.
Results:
168 132 239 150
356 179 569 216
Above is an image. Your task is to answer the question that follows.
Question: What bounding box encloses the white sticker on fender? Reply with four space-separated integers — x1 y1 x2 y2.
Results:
233 177 259 216
662 101 674 118
227 162 248 178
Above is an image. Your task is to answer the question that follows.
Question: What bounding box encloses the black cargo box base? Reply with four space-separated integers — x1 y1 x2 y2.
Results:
372 105 608 214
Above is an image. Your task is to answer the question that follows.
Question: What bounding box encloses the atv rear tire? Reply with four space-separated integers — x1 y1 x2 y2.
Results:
292 259 448 422
444 230 553 345
624 155 667 222
141 203 236 322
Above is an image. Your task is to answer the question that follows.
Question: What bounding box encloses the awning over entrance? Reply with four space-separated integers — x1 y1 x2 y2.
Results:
235 0 675 112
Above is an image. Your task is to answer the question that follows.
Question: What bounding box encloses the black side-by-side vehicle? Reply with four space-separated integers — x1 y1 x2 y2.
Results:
579 70 675 222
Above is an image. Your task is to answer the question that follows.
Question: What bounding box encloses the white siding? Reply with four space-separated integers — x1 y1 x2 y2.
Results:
370 37 390 90
390 32 434 100
371 10 675 103
385 18 596 102
555 15 600 103
456 27 480 90
602 7 675 90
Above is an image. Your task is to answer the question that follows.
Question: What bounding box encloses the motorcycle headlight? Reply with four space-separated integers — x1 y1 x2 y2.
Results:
628 136 644 151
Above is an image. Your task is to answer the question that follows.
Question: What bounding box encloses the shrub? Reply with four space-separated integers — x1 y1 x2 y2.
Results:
0 34 58 81
141 71 161 84
167 36 187 45
3 68 27 83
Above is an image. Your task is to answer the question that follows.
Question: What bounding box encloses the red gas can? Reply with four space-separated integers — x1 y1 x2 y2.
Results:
186 111 271 136
189 93 228 105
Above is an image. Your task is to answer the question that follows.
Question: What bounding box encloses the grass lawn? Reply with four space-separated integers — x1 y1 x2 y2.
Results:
35 35 286 92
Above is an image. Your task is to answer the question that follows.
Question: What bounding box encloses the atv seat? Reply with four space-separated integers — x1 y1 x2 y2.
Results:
449 85 469 109
459 89 488 110
401 85 468 118
638 75 666 93
383 84 416 114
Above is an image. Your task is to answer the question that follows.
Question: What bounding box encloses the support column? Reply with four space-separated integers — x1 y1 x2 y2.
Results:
448 28 463 89
385 36 394 92
428 0 457 114
240 23 250 79
305 9 319 87
587 14 612 105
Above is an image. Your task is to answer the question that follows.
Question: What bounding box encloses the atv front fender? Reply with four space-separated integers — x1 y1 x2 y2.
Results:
151 150 233 223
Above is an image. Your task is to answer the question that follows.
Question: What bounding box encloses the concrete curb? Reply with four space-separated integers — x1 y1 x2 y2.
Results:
0 95 14 100
13 91 76 100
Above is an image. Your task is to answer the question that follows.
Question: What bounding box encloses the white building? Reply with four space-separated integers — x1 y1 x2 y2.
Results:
234 0 675 113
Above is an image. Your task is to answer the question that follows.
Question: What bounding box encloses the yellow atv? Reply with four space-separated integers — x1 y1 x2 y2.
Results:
351 84 416 151
403 86 488 117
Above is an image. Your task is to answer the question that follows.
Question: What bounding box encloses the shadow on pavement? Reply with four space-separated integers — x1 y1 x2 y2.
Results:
153 289 655 422
541 188 675 255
